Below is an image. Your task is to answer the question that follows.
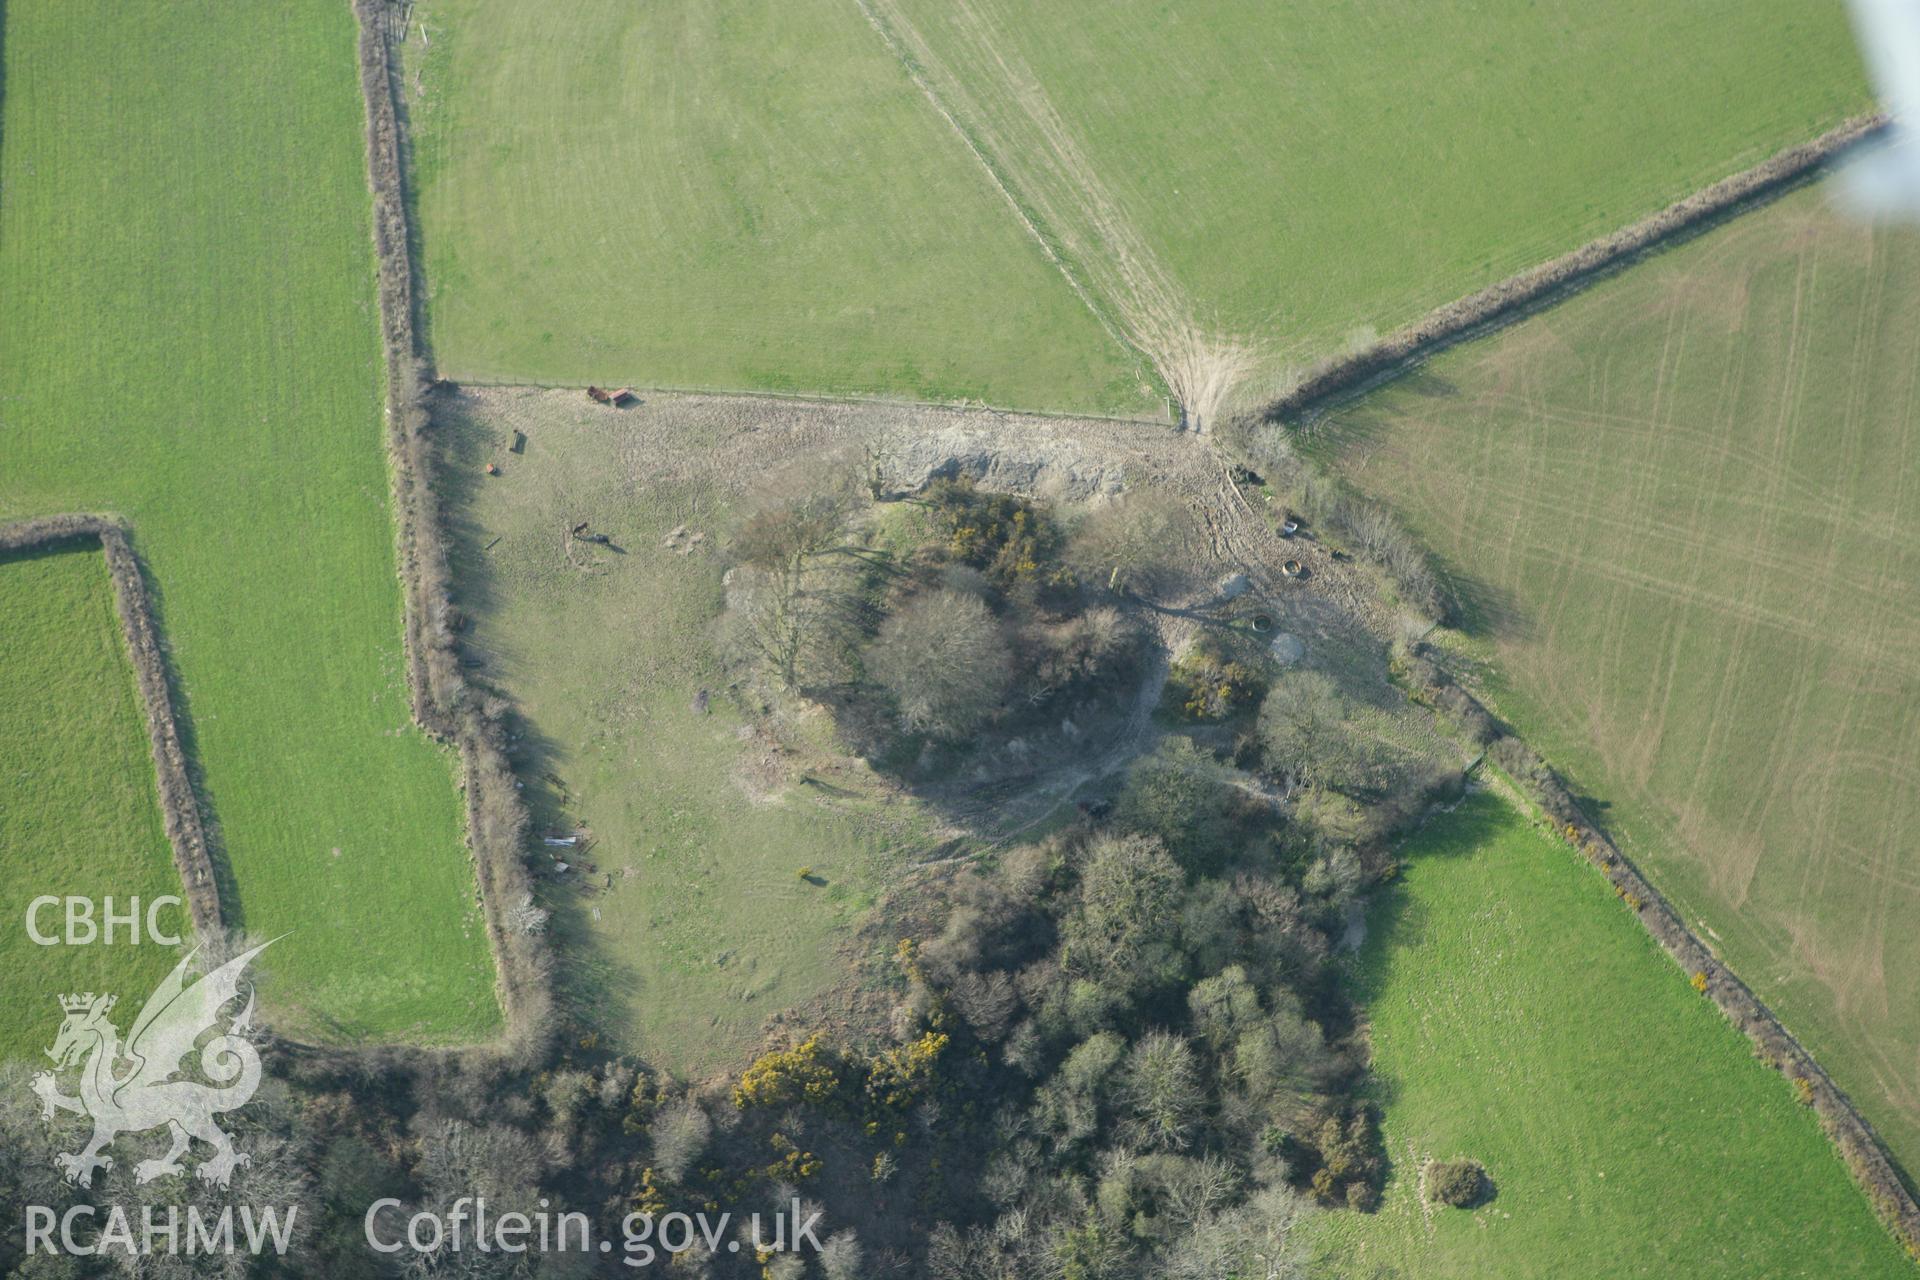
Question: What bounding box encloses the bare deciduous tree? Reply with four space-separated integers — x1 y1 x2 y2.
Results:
1157 1151 1245 1229
730 494 872 691
1019 605 1139 707
819 1228 866 1280
1257 671 1389 793
1120 1031 1204 1152
1066 493 1181 598
1161 1185 1309 1280
1065 833 1184 994
648 1100 712 1183
866 588 1012 738
506 892 549 936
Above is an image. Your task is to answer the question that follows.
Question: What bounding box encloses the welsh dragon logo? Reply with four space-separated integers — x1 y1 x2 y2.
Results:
30 941 271 1189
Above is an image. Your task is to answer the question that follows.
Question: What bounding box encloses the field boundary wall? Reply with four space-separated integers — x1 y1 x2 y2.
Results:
0 514 225 942
452 376 1174 428
355 0 554 1060
1265 115 1887 423
1236 104 1919 1255
1401 652 1920 1260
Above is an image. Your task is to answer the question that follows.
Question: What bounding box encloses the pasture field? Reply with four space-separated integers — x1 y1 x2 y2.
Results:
0 547 186 1058
402 0 1867 421
0 0 497 1041
1308 790 1911 1278
439 389 952 1072
866 0 1869 416
402 0 1153 416
1309 176 1920 1172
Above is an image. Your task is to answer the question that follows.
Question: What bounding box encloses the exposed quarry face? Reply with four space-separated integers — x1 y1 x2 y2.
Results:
880 424 1128 502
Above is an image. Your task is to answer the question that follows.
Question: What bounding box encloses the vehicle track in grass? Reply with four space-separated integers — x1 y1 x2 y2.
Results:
1309 175 1920 1177
856 0 1256 429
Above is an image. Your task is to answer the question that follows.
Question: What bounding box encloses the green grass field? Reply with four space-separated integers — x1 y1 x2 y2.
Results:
1308 790 1911 1278
0 0 497 1043
403 0 1154 416
404 0 1869 418
877 0 1870 409
441 390 945 1072
1310 175 1920 1174
0 547 187 1058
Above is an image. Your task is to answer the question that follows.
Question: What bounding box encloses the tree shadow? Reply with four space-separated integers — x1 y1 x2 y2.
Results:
1260 137 1857 432
1306 404 1395 459
1423 548 1532 645
433 400 667 1066
1344 796 1510 1005
0 533 243 938
436 392 514 622
382 10 437 371
1399 369 1458 400
0 537 85 569
797 775 861 800
473 638 656 1059
120 528 244 937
